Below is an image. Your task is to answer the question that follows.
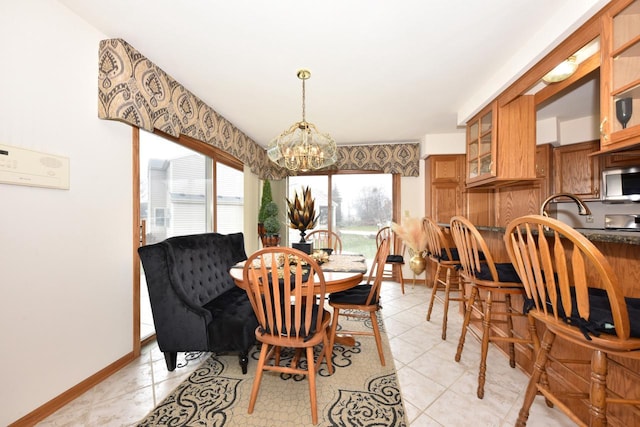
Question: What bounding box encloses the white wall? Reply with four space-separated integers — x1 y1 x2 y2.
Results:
0 1 133 424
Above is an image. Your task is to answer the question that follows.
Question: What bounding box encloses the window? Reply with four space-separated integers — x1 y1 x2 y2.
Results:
288 173 393 259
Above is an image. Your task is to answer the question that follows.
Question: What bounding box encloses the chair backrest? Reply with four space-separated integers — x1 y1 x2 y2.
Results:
504 215 629 340
306 229 342 253
365 237 391 304
376 226 405 257
242 247 327 340
449 216 504 286
424 217 455 262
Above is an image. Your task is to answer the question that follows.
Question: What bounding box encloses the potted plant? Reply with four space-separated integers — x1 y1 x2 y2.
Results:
258 180 274 238
287 186 318 253
261 201 281 247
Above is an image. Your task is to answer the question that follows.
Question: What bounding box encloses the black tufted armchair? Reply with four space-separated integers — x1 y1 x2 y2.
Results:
138 232 258 374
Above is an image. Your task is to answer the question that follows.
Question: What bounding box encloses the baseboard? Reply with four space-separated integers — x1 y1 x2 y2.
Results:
9 351 136 426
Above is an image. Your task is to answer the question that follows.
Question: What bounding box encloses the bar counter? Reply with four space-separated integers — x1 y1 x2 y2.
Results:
450 225 640 425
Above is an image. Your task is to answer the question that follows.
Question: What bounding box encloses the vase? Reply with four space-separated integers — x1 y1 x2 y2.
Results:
409 253 427 275
261 235 280 247
616 97 633 129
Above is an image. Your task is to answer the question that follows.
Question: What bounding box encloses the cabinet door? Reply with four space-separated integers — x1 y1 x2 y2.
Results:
536 143 553 201
600 0 640 150
432 155 461 183
603 150 640 168
425 155 464 223
466 103 496 184
431 183 461 224
553 141 601 199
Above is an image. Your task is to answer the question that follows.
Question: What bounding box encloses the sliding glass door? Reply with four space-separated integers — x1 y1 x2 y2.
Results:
138 130 245 341
288 173 392 259
139 131 211 339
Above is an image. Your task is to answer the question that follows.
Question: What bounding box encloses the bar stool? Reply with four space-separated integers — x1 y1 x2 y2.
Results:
424 217 465 340
505 215 640 427
450 215 534 399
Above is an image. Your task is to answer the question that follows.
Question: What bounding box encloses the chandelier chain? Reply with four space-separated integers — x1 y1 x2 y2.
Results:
301 78 306 123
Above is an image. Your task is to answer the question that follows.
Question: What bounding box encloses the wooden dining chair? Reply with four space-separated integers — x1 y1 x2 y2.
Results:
242 247 333 425
505 215 640 427
424 217 466 340
329 236 391 366
450 215 535 399
306 229 342 254
374 226 406 293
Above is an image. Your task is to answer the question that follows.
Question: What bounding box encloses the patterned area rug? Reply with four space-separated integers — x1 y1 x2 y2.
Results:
137 312 407 426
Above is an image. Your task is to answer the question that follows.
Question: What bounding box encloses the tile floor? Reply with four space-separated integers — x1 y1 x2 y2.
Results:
36 282 575 426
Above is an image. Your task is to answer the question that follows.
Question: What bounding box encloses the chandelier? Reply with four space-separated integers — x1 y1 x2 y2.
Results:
267 69 337 172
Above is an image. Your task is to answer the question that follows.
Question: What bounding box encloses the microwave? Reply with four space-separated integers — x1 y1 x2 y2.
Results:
602 166 640 203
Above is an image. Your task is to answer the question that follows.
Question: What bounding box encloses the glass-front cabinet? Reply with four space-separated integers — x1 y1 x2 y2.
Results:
466 102 496 184
601 0 640 150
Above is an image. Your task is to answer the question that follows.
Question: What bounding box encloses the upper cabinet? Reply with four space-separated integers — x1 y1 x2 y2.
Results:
466 102 496 184
465 96 536 187
600 0 640 151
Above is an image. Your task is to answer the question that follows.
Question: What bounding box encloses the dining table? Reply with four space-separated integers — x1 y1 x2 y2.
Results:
230 252 369 346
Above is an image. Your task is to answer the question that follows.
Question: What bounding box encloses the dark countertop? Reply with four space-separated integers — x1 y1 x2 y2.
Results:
477 225 640 246
439 223 640 246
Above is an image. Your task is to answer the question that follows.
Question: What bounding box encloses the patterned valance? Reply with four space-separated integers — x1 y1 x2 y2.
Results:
97 38 419 179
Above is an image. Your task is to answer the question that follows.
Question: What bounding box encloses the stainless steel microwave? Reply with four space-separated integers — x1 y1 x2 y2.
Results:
602 166 640 203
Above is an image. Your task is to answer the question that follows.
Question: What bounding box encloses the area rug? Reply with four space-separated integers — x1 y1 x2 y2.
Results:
137 312 407 426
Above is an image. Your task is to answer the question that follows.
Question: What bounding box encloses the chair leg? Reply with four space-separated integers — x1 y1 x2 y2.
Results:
370 311 385 366
248 343 270 414
239 351 249 374
329 307 341 353
426 263 442 321
441 267 452 340
397 264 405 294
323 326 334 375
590 350 608 427
164 352 177 371
505 293 516 368
516 330 556 427
307 346 319 425
478 290 493 399
456 285 478 362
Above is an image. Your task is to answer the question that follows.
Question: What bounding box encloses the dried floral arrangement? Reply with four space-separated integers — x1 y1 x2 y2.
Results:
286 186 318 242
391 217 428 254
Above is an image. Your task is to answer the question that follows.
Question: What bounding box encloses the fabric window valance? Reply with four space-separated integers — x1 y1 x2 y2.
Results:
98 38 419 179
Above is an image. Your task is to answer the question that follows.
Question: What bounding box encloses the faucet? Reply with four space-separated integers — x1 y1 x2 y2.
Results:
540 193 592 217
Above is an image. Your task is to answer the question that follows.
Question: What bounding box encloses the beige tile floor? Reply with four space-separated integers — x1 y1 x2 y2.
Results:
36 282 575 426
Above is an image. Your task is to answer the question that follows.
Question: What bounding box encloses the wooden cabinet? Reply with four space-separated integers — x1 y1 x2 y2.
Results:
553 140 601 199
535 143 553 201
466 96 536 187
603 149 640 167
600 0 640 151
466 103 496 184
425 155 464 224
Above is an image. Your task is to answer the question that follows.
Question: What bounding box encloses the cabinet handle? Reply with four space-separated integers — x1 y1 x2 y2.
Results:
600 117 609 142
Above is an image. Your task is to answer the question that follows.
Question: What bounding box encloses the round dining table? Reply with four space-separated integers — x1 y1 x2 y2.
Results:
229 268 364 294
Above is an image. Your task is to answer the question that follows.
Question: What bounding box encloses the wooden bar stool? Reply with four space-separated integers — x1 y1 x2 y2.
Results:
450 215 535 399
424 217 465 340
505 215 640 427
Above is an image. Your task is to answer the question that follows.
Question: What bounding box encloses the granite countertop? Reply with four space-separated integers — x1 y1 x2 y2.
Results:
475 225 640 246
438 222 640 246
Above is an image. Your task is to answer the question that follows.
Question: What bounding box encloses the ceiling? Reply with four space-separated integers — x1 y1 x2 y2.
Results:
59 0 608 147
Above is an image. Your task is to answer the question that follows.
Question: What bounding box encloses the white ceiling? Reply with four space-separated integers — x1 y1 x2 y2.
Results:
59 0 608 147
